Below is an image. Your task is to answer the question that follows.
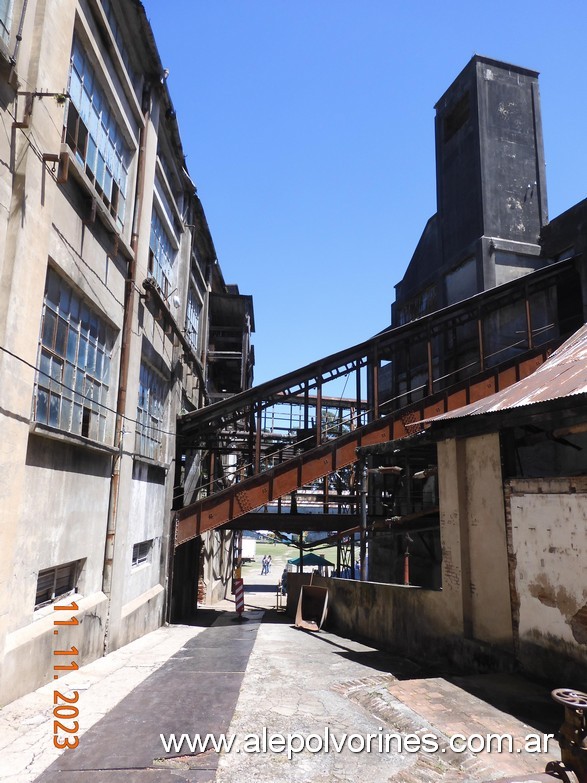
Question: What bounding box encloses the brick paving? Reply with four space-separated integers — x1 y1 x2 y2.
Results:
332 671 558 781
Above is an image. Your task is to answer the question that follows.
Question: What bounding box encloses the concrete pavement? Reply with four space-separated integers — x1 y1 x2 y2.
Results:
1 625 206 782
0 564 565 782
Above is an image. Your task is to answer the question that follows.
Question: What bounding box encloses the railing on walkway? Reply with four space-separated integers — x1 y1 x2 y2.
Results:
174 258 582 545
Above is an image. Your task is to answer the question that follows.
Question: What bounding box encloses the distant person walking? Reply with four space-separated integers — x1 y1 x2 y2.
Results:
267 555 272 574
261 555 268 575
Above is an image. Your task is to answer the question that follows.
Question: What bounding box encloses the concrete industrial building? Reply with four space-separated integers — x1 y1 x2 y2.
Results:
393 56 549 328
1 7 585 712
0 0 253 706
386 56 582 408
172 55 587 691
336 323 587 690
332 57 587 687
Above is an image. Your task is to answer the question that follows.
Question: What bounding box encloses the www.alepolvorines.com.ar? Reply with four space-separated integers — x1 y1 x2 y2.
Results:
160 728 555 761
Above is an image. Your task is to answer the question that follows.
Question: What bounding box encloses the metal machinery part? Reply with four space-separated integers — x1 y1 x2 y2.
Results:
491 688 587 783
551 689 587 783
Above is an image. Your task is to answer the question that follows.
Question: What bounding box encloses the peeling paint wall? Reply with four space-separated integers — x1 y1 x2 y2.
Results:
507 478 587 687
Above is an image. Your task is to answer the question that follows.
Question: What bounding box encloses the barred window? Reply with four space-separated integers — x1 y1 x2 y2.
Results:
148 209 176 298
35 560 83 609
34 267 114 443
66 36 130 229
132 539 153 567
186 287 201 352
135 362 168 461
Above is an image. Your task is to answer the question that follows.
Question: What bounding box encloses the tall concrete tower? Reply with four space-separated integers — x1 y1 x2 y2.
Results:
393 56 549 326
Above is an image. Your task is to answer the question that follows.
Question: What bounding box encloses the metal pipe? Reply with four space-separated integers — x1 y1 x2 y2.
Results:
526 292 534 350
355 362 362 428
298 532 304 573
359 460 368 581
316 375 322 445
403 535 411 585
371 346 379 420
10 0 29 66
255 405 262 472
102 83 151 645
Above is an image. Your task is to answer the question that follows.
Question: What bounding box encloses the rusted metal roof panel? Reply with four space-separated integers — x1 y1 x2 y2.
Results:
428 324 587 422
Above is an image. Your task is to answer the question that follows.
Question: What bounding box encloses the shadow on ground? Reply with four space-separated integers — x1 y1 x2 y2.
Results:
259 607 562 735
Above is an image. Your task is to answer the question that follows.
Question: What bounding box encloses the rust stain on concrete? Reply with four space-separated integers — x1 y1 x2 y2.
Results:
570 603 587 646
528 575 576 616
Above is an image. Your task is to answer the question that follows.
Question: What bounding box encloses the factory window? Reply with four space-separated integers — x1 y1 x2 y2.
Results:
132 540 153 567
148 208 176 298
444 92 470 142
135 362 168 462
35 560 83 609
186 286 201 352
66 36 130 229
397 285 438 325
0 0 13 42
100 0 140 91
34 268 114 443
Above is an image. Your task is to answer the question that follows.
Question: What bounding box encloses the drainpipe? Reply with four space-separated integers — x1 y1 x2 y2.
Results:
10 0 29 67
403 534 412 586
102 82 151 647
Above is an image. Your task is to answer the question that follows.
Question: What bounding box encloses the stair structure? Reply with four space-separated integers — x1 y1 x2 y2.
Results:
173 258 580 548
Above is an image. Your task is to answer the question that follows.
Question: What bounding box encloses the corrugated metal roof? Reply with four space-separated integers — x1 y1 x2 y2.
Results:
428 324 587 423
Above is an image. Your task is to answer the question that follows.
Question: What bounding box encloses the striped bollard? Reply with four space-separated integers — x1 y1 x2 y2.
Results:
234 578 245 619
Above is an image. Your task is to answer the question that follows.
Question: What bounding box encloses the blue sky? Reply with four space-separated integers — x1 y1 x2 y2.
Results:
141 0 587 384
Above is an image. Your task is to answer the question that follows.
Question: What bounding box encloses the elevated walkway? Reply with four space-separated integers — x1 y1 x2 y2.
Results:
175 350 547 544
173 259 582 547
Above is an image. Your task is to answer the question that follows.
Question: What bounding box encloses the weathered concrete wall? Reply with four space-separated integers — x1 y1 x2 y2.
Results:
0 0 92 706
0 0 222 705
312 576 447 651
298 434 515 673
16 437 112 628
464 434 513 648
506 478 587 688
309 576 513 672
2 593 108 706
437 434 514 650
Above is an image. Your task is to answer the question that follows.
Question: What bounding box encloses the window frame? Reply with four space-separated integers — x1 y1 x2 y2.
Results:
148 206 177 299
35 560 83 610
185 285 202 353
100 0 140 94
0 0 13 44
65 35 130 229
131 539 153 568
33 267 114 444
135 361 169 463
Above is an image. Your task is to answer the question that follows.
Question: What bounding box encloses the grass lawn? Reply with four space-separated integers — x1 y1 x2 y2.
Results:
241 540 355 571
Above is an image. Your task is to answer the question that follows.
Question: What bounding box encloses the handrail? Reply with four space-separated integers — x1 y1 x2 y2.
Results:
178 257 573 435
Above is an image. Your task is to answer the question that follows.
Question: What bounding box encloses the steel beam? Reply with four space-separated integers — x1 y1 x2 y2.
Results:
175 347 550 547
